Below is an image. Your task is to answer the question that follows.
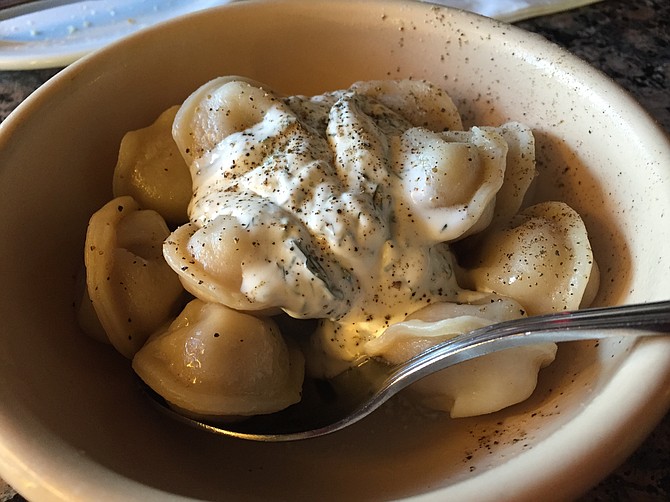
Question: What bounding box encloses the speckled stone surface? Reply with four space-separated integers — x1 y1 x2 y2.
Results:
0 0 668 500
517 1 670 500
517 0 670 137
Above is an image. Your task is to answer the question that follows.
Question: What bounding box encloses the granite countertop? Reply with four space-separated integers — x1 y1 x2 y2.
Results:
1 0 668 500
518 3 670 497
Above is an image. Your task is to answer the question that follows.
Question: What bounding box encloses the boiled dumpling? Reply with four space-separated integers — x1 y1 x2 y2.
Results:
113 106 192 226
172 78 285 181
365 292 556 417
327 90 410 190
483 121 537 224
457 201 598 315
283 91 342 133
350 79 463 132
391 126 508 243
162 195 356 320
82 195 185 358
132 299 304 418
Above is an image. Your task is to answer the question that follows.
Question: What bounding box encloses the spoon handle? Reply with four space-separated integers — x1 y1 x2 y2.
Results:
384 300 670 396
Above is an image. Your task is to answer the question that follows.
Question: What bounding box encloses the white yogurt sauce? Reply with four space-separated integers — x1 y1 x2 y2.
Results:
167 78 509 375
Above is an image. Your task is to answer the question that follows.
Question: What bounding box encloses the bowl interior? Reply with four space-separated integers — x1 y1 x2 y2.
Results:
1 1 669 501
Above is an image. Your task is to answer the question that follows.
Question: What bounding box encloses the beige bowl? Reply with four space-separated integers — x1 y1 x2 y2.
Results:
1 1 669 500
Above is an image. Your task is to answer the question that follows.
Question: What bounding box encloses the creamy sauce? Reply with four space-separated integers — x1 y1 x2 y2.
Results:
167 79 512 375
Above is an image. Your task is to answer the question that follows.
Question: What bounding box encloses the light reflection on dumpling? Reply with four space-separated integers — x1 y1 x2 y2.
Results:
113 106 192 226
132 299 304 418
82 195 185 358
365 293 557 418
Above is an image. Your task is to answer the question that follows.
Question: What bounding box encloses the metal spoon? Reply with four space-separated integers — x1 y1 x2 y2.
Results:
143 300 670 441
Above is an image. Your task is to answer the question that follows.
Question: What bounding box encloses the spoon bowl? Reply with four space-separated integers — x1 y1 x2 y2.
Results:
145 300 670 441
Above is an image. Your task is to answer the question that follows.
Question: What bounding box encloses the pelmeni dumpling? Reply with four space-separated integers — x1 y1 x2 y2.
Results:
457 201 598 315
283 91 342 133
365 293 557 417
483 121 537 223
83 195 185 358
113 106 192 226
172 77 283 178
350 79 463 132
162 194 356 320
392 126 508 243
132 299 304 418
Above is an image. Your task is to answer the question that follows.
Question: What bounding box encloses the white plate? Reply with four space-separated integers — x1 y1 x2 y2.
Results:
0 0 232 70
0 0 603 71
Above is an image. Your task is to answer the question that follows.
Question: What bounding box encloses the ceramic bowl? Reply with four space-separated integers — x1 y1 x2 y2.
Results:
1 1 669 500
